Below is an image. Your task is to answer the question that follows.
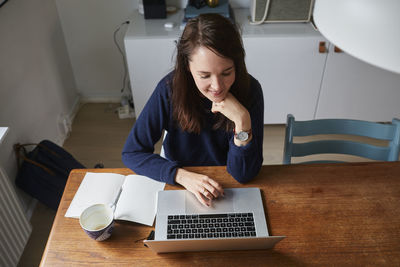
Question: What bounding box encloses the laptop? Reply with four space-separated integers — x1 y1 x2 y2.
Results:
144 187 285 253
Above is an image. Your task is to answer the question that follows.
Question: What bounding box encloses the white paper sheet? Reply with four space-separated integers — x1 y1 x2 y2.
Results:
114 174 165 226
65 172 125 218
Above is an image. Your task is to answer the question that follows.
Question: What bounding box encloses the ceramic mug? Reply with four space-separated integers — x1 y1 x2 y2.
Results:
79 204 114 241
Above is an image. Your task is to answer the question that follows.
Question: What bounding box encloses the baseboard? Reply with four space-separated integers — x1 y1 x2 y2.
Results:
56 95 82 146
68 95 82 124
55 95 123 145
81 96 121 103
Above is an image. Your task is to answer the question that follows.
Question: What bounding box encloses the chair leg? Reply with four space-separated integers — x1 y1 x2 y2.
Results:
283 114 294 164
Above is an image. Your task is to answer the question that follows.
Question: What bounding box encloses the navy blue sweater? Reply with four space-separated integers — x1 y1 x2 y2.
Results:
122 72 264 185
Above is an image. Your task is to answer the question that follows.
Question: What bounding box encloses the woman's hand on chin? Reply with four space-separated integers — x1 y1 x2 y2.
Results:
211 93 249 125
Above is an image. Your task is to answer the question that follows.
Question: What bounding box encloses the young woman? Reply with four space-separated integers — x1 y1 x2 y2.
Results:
122 14 264 206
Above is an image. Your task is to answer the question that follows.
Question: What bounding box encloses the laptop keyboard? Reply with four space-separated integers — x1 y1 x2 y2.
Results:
166 213 256 239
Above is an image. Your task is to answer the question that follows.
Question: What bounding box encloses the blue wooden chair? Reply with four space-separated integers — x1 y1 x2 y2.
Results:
283 114 400 164
160 130 167 159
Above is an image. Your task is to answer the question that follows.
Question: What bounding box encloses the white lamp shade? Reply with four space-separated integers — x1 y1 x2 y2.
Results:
313 0 400 74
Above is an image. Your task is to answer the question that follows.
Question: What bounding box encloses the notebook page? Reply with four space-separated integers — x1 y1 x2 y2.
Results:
65 172 126 218
114 175 165 226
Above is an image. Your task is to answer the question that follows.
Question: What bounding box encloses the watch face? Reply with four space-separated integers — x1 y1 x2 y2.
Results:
237 131 249 141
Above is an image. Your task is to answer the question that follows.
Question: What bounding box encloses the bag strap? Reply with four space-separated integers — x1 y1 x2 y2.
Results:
21 156 56 176
14 143 56 176
14 143 29 168
15 142 60 157
250 0 271 25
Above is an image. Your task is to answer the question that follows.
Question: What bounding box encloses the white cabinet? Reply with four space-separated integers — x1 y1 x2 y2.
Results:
125 38 177 117
243 36 327 123
315 43 400 121
124 10 183 118
125 9 400 123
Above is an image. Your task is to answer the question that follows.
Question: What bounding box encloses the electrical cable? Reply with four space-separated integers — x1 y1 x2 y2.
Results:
113 21 131 94
249 0 270 25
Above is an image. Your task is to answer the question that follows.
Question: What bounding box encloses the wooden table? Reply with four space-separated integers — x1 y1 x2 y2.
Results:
41 162 400 266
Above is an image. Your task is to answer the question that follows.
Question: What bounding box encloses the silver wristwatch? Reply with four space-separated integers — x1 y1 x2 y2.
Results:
234 129 252 142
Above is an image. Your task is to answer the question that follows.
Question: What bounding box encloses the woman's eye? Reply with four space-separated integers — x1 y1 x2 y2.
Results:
200 75 210 79
222 72 231 76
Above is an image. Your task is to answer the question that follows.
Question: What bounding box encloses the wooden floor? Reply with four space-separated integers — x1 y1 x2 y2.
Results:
18 103 389 266
63 103 135 168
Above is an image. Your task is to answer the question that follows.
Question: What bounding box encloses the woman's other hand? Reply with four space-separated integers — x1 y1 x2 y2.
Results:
175 168 224 206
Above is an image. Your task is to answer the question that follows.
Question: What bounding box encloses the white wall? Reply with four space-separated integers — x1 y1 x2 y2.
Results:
55 0 138 102
0 0 79 211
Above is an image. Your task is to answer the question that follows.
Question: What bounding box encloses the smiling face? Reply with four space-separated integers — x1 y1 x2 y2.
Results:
188 46 235 103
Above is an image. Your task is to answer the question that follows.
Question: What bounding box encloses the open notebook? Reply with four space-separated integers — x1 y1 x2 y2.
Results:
65 172 165 226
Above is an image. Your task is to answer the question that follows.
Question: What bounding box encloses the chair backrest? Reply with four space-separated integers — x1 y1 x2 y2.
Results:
283 114 400 164
159 131 167 159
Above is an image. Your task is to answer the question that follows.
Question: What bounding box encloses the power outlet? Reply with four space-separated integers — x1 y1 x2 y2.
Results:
57 115 71 136
62 118 70 133
118 105 135 119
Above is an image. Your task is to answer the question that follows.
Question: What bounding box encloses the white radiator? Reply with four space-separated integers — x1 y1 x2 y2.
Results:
0 167 32 267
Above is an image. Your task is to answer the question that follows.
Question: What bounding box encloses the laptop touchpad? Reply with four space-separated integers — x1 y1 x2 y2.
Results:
185 190 234 214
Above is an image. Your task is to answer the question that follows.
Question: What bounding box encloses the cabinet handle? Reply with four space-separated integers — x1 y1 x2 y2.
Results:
319 41 327 53
334 46 343 53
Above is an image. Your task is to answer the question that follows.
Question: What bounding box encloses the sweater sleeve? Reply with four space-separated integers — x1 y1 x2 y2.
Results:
121 76 179 185
226 77 264 183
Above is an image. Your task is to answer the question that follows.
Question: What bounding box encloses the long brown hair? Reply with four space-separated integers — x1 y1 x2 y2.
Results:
172 13 250 133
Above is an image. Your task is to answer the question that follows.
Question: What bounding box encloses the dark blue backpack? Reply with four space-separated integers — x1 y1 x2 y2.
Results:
15 140 85 210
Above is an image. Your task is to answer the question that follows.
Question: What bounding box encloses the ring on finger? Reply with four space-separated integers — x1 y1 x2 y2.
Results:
203 188 207 195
